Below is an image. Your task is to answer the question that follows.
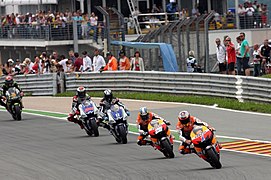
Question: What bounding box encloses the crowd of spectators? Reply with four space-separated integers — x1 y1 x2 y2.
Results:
0 10 104 42
215 32 271 77
237 0 268 29
0 49 145 77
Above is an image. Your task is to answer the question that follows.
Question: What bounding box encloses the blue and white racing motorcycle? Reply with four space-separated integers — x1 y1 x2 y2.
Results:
106 104 129 144
78 99 100 137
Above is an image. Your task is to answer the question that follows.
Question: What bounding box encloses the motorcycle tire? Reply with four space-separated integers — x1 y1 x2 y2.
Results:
160 139 175 158
118 125 127 144
206 148 222 169
14 105 22 121
90 119 99 137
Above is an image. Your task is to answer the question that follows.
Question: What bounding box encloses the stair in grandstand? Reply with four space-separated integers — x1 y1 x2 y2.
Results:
126 0 142 35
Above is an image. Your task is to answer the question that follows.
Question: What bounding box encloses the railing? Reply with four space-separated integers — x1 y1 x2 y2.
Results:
0 21 105 41
0 73 58 96
65 71 271 103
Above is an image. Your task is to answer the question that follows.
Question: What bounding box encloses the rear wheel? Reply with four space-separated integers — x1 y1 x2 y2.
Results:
161 139 175 158
118 125 127 144
90 119 99 137
206 148 222 169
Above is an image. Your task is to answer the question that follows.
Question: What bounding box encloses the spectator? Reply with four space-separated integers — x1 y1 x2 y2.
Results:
238 4 246 29
14 59 21 74
82 51 92 72
24 58 34 73
0 64 3 76
89 12 98 43
69 50 76 63
130 51 144 71
118 50 130 70
58 55 73 73
186 50 197 73
102 52 118 71
239 32 251 76
92 49 106 72
81 14 89 39
32 56 41 74
236 36 243 75
246 3 254 28
252 44 261 77
258 39 271 75
261 4 267 27
225 36 236 75
215 38 226 74
73 52 83 72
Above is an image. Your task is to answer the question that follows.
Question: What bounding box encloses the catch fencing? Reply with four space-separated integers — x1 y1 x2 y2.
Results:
65 71 271 103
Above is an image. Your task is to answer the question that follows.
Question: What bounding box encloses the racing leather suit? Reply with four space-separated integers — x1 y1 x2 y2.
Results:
1 82 23 109
176 116 211 154
136 112 170 146
67 94 91 129
99 97 129 130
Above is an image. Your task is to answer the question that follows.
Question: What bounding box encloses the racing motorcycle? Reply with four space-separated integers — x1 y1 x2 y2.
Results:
77 99 99 137
5 87 22 120
190 125 222 169
105 104 128 144
147 119 175 158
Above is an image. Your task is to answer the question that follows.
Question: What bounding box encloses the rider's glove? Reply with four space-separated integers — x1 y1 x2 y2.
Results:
165 120 171 125
208 127 216 132
126 110 130 116
142 131 148 136
185 140 192 145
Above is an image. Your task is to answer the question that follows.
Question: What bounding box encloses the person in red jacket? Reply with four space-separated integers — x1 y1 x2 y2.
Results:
101 52 118 71
225 36 236 75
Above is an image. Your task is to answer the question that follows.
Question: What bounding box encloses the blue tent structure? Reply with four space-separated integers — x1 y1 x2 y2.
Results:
111 41 179 72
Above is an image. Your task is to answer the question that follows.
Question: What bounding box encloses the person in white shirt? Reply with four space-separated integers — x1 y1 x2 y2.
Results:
215 38 226 74
82 51 92 72
89 12 98 43
92 49 106 72
58 55 72 73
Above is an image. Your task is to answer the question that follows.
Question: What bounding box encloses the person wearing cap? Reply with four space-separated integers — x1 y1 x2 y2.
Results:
101 52 118 71
118 50 130 70
82 51 92 72
93 49 106 72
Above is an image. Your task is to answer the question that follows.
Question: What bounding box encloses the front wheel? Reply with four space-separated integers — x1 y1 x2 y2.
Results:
206 148 222 169
90 119 99 137
160 139 175 158
117 125 127 144
14 104 22 121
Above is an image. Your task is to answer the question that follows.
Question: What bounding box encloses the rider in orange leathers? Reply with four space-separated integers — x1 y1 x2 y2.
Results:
136 107 170 146
176 110 221 154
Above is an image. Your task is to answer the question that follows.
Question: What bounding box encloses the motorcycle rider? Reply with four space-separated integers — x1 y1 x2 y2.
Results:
67 86 92 129
99 89 129 130
136 107 171 146
176 110 220 154
0 75 24 110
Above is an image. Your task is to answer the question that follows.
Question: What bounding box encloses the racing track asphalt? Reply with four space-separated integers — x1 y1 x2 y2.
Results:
0 106 271 180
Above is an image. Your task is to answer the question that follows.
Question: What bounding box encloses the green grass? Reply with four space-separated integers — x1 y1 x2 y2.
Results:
262 74 271 79
56 91 271 114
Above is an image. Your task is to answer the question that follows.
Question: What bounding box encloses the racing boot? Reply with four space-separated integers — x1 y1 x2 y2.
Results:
77 120 84 129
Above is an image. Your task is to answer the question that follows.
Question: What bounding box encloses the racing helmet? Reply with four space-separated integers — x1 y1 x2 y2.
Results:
76 86 86 99
140 107 149 121
104 89 113 102
178 111 191 125
5 75 14 87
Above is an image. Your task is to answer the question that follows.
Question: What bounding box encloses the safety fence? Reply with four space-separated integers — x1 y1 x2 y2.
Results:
0 73 57 96
65 71 271 103
1 72 270 103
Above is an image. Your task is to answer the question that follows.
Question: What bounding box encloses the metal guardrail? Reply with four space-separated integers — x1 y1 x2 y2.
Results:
65 71 271 103
1 72 270 103
0 74 57 96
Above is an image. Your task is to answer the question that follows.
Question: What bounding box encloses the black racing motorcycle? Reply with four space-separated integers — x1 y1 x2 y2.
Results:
5 87 22 120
